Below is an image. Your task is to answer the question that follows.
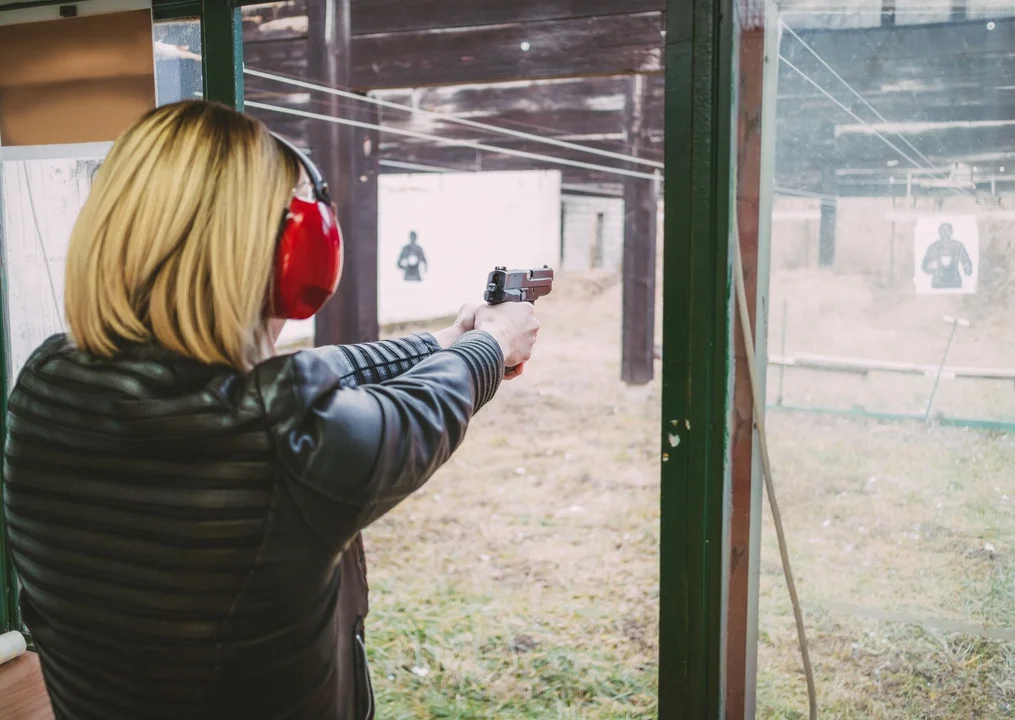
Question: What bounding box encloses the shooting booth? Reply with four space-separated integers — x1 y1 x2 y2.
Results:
0 0 726 716
4 0 1010 719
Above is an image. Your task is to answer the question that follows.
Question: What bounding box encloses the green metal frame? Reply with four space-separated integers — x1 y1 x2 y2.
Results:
660 0 735 717
200 0 243 108
0 122 12 636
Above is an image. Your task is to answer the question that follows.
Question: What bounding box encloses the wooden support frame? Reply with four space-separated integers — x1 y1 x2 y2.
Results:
304 0 379 347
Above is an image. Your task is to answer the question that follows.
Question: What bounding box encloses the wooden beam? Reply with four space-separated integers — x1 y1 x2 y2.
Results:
621 75 658 385
352 0 665 35
353 13 664 89
341 100 380 343
373 141 662 182
239 0 665 37
307 0 354 347
726 24 764 720
244 14 664 88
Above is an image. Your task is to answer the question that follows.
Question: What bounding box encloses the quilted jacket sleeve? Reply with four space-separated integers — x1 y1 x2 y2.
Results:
256 330 503 551
296 333 443 389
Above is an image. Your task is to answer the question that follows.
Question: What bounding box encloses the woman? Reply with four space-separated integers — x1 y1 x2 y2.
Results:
2 101 538 719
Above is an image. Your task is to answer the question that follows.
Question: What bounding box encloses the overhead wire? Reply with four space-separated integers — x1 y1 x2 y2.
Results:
780 21 937 170
379 159 459 173
780 23 972 197
243 68 665 170
243 99 663 182
779 55 927 171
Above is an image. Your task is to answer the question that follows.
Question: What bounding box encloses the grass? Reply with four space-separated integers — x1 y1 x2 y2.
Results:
757 412 1015 719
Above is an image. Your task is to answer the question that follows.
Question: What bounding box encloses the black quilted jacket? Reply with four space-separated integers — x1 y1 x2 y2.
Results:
2 330 503 719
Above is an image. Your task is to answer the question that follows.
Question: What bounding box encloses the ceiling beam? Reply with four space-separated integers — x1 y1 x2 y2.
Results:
352 0 664 36
243 12 664 89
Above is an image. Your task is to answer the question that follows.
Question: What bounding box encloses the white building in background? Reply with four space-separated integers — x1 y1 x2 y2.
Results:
560 195 625 273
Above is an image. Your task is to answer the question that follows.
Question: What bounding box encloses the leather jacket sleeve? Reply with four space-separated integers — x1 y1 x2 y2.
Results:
302 333 443 389
256 330 503 551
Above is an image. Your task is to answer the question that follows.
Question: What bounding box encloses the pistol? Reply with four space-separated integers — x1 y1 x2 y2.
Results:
484 265 554 305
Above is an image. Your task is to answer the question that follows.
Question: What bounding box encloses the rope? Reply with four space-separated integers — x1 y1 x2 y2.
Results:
733 220 818 720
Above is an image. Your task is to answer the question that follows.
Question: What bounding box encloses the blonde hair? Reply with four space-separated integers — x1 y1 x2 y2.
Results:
64 101 300 370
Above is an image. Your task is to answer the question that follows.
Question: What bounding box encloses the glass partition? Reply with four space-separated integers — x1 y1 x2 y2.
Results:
0 14 203 634
742 2 1015 717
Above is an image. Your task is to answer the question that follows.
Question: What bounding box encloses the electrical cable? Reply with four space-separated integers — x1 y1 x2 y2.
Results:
732 216 818 720
244 99 663 182
243 68 665 170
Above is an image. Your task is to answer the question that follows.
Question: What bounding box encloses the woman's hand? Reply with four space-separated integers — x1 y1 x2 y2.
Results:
432 304 480 349
474 302 539 378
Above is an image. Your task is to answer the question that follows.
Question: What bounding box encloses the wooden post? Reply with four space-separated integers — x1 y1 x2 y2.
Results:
726 21 765 719
818 171 836 267
621 74 658 385
346 101 380 342
304 5 378 720
308 0 378 346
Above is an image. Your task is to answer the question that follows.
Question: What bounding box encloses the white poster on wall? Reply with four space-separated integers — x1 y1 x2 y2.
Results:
276 169 562 347
913 215 978 295
378 170 562 325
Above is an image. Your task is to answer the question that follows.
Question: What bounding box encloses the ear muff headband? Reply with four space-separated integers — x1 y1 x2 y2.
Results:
269 132 343 320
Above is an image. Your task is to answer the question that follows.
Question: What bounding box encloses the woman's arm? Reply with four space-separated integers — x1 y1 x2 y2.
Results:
274 306 478 390
256 330 504 550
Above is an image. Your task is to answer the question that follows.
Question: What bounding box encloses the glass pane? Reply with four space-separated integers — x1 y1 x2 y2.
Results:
153 19 203 106
243 3 664 715
0 154 104 379
0 18 206 634
740 2 1015 717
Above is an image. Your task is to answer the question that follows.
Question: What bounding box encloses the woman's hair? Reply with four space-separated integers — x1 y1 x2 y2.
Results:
64 100 301 370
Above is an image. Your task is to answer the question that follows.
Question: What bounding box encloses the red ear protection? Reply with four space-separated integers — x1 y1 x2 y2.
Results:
269 133 343 320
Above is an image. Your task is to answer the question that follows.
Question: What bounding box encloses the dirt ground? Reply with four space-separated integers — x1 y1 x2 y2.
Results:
366 270 661 719
758 266 1015 719
346 260 1014 719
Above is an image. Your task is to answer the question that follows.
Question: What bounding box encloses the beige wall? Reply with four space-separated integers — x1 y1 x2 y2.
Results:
770 196 1015 294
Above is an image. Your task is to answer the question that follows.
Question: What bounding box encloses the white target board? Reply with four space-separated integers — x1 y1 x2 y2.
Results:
913 215 978 295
